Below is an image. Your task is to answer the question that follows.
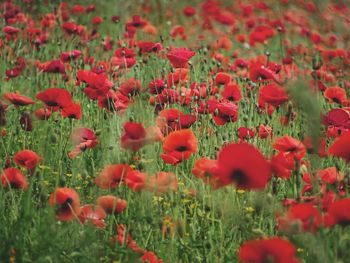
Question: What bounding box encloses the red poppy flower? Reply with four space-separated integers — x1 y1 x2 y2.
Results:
317 167 339 185
167 68 190 87
277 203 322 233
3 92 35 106
36 60 65 74
233 58 249 69
170 26 186 40
126 15 147 28
77 70 113 100
114 224 144 254
95 164 133 189
78 205 106 228
237 127 255 141
62 21 78 34
141 251 164 263
49 187 81 221
239 237 300 263
273 136 306 160
259 124 273 139
148 79 165 94
259 83 288 107
125 170 147 191
156 108 197 134
13 149 41 170
61 103 82 120
60 50 82 62
160 129 198 165
111 56 137 69
208 100 238 126
328 132 350 162
166 47 195 68
70 4 84 13
249 63 280 83
97 195 127 214
121 122 146 151
138 41 163 53
112 47 136 67
155 89 180 105
215 72 231 85
192 158 223 189
3 26 20 35
68 127 99 158
1 168 29 191
5 67 23 80
190 82 208 99
324 87 348 106
36 88 73 111
271 152 295 179
326 126 347 139
183 6 196 17
324 198 350 227
114 47 135 58
182 86 201 106
97 91 130 112
249 25 275 46
34 108 51 120
146 172 178 193
121 122 163 151
323 108 350 129
221 83 242 102
119 78 141 97
216 142 271 190
102 36 113 51
91 16 103 25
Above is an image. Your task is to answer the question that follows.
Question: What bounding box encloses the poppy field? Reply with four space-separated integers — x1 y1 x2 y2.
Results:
1 0 350 262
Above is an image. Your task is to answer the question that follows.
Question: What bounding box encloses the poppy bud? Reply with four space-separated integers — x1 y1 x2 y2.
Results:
19 112 33 131
50 133 58 143
4 155 11 168
111 16 120 23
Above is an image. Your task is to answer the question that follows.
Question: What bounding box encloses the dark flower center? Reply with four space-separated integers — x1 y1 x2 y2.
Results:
176 146 188 152
287 147 297 152
10 182 21 189
230 169 247 185
61 197 73 211
332 97 341 104
263 255 275 263
46 101 59 107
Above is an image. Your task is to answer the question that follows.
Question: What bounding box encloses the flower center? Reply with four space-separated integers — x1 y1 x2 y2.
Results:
230 169 247 185
176 145 188 152
332 97 341 104
61 197 73 210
